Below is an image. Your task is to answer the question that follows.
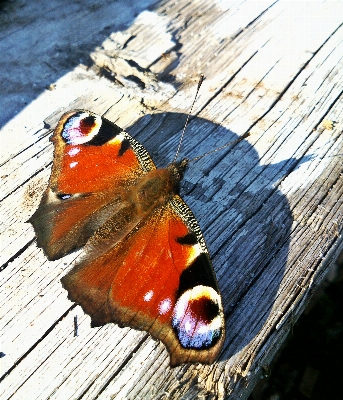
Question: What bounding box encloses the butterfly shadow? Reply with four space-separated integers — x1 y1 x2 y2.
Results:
126 111 312 363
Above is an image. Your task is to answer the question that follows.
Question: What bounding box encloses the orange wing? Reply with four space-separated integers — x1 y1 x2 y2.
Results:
61 195 225 366
29 110 155 260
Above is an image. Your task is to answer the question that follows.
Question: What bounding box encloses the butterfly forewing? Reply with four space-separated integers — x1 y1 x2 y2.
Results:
30 110 155 260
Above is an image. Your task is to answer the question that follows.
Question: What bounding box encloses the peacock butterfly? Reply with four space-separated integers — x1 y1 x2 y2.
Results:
29 109 225 367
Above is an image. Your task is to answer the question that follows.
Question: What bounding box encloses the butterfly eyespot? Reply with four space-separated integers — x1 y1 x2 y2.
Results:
172 286 223 349
61 112 102 145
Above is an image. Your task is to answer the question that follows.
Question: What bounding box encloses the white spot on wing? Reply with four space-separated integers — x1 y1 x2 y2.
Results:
158 298 172 315
69 161 78 168
144 290 153 302
68 147 80 156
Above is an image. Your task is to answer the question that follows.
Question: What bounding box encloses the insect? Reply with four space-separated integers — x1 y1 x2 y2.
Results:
29 88 225 367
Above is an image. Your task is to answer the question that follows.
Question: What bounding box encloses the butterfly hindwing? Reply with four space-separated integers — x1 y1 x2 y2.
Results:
29 110 155 260
61 195 224 366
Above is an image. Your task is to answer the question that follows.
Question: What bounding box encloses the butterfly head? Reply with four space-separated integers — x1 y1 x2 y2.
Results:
166 158 189 191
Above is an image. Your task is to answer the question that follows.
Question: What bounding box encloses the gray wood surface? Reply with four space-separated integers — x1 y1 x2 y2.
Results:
1 1 342 399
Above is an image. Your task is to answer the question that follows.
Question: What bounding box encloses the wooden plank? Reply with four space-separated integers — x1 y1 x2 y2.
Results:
1 0 342 399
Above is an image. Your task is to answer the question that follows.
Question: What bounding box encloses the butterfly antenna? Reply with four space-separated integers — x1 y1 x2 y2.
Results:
190 131 251 163
173 74 205 162
101 104 116 118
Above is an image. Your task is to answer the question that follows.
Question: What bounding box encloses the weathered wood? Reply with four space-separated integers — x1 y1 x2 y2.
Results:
1 0 342 399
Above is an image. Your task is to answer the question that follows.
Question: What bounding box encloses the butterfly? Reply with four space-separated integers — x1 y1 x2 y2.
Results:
29 109 225 367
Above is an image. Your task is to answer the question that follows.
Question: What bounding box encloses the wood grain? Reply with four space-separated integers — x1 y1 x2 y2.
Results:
1 0 342 399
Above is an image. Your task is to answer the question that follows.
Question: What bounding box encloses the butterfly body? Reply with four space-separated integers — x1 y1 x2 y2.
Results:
30 110 225 366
